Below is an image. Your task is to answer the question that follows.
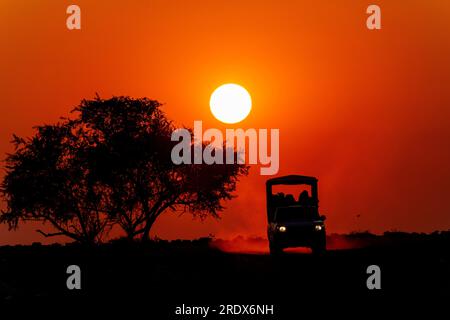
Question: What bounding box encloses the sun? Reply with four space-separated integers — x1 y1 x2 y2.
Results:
210 83 252 124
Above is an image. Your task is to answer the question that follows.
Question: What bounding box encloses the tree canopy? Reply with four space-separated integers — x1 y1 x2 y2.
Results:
1 96 248 243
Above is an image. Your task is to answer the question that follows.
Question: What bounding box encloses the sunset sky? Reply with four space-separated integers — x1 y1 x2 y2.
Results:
1 0 450 244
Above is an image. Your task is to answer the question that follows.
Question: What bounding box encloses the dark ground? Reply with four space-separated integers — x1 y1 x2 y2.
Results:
0 232 449 318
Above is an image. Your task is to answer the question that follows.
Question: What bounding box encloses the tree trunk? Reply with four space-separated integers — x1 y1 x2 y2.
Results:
141 214 157 242
140 197 172 242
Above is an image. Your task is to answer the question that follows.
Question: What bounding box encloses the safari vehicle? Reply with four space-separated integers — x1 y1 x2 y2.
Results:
266 175 326 255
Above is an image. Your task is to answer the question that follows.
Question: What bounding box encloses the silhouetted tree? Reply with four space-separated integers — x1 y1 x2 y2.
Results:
0 124 113 244
1 96 248 243
72 96 248 241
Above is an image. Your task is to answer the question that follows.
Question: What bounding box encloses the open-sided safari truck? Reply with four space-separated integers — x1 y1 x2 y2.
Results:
266 175 326 255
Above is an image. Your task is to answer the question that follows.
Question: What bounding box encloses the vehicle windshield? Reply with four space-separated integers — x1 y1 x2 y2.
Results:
274 206 318 222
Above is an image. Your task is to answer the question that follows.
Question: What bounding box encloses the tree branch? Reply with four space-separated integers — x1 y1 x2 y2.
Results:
36 229 65 237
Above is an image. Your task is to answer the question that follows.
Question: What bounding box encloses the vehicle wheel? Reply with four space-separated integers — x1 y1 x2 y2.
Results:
269 241 283 256
311 240 326 255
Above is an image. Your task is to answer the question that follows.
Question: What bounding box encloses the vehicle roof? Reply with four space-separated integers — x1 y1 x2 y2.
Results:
266 174 317 186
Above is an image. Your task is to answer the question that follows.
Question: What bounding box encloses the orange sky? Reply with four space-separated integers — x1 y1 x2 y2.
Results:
1 0 450 244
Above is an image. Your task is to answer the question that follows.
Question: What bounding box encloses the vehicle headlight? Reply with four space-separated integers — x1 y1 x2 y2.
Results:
315 225 323 231
278 226 287 232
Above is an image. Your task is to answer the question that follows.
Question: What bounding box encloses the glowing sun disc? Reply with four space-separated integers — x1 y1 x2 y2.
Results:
210 84 252 124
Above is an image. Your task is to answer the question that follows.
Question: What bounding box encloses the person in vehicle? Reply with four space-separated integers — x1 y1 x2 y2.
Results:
285 194 295 205
298 190 310 205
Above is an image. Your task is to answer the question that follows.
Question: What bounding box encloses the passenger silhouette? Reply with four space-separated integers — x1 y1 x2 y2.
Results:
285 194 295 206
272 192 285 207
298 190 310 205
